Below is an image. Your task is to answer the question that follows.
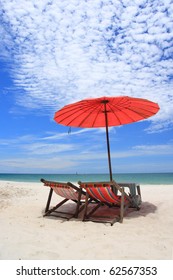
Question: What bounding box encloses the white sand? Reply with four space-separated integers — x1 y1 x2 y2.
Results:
0 180 173 260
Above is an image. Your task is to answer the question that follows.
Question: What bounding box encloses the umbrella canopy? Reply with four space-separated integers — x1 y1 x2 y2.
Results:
54 96 160 180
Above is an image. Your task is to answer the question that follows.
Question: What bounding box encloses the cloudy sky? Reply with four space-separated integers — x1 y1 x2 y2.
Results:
0 0 173 174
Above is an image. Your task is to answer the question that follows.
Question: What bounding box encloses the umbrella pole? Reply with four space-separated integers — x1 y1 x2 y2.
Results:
103 102 113 181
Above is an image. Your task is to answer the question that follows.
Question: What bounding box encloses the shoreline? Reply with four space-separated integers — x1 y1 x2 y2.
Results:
0 180 173 260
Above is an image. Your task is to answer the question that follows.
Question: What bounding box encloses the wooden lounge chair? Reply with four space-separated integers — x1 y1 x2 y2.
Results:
40 178 86 220
78 180 140 225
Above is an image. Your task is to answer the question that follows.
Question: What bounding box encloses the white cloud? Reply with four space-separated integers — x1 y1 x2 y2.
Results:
0 157 76 172
132 144 173 155
22 143 76 155
0 129 173 172
1 0 173 132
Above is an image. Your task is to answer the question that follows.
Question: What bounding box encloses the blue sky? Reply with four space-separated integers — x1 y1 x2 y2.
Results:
0 0 173 174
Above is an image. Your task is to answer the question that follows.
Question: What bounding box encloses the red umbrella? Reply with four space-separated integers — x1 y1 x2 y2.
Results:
54 96 160 180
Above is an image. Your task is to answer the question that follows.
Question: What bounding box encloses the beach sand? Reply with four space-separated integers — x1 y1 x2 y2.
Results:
0 180 172 260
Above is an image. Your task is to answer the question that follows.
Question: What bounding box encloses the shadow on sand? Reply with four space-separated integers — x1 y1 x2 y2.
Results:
126 201 157 220
41 200 157 223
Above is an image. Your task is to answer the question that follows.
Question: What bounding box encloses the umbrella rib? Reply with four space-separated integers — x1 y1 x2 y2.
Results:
77 102 102 127
59 102 101 127
65 108 90 127
110 104 143 124
108 97 134 125
54 106 84 125
106 98 134 125
132 103 159 116
108 98 158 124
107 104 122 125
126 104 159 119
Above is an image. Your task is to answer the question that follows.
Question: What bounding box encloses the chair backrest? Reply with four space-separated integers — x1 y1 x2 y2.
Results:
41 179 80 200
52 184 79 200
78 181 125 205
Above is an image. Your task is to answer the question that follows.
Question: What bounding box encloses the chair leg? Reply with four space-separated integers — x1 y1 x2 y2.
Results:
137 185 142 201
132 185 142 210
86 202 103 218
74 188 82 218
45 188 53 213
119 187 124 223
44 198 69 216
82 193 90 221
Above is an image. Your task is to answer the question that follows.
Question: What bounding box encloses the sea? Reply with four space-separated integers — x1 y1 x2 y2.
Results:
0 173 173 184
